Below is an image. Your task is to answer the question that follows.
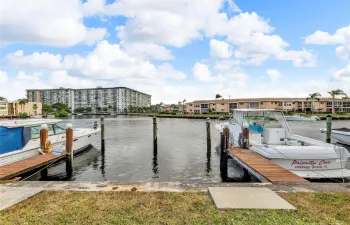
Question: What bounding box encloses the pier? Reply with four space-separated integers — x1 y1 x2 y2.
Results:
0 154 66 180
228 147 308 184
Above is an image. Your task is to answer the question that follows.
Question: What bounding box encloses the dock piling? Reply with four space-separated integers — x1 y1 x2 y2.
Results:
40 124 49 179
153 116 157 149
326 115 332 143
100 116 105 151
206 118 211 148
66 123 73 177
220 127 230 181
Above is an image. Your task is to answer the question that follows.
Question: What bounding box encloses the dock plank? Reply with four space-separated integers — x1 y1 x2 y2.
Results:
228 147 308 183
0 154 66 180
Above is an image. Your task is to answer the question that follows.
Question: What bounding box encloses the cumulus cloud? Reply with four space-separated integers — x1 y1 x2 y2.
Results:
0 71 8 83
0 0 106 46
192 63 214 82
266 69 282 82
334 65 350 82
210 39 232 58
305 25 350 45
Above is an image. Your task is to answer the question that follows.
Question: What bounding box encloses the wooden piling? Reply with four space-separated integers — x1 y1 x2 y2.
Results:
326 115 332 143
153 116 157 149
100 116 105 151
66 124 73 177
242 127 250 149
220 127 230 181
40 124 49 179
206 118 211 148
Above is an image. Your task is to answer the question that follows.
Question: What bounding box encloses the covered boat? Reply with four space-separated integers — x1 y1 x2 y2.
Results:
0 119 100 166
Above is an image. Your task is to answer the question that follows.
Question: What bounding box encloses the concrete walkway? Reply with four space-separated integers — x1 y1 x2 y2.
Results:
1 181 349 210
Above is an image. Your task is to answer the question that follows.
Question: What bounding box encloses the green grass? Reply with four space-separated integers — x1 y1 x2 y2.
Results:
300 113 350 117
128 113 229 118
1 191 349 225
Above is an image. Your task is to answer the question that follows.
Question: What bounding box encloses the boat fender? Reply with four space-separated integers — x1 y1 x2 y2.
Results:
43 139 53 154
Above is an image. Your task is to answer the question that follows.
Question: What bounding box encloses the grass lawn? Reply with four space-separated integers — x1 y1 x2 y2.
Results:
1 191 349 225
300 113 350 117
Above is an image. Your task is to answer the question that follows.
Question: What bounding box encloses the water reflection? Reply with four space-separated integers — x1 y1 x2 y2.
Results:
206 141 212 176
152 144 159 178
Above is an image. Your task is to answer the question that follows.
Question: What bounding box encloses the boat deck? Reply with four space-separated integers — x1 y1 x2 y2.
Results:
228 147 309 184
0 154 66 180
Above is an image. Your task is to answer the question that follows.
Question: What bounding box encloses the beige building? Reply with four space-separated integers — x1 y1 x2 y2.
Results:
7 101 42 116
0 100 8 116
180 98 350 114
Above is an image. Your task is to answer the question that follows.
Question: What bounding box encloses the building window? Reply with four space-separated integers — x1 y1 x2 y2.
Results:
335 102 342 107
327 102 332 107
221 103 225 105
194 104 200 108
283 102 292 106
229 103 237 109
249 102 259 109
201 104 209 108
343 102 350 107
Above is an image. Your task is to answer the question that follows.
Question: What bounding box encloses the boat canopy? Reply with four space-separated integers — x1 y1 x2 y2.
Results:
0 126 24 154
0 119 62 128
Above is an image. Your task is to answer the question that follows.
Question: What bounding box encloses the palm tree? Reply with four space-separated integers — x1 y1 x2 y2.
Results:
215 94 222 114
178 101 182 113
306 92 321 114
18 99 27 114
182 99 186 114
328 89 346 114
171 104 176 113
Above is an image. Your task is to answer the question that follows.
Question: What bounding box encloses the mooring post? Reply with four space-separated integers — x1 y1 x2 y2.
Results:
40 124 48 179
153 116 157 149
220 126 230 181
206 118 211 148
242 123 250 149
326 115 332 143
66 123 73 177
100 116 105 151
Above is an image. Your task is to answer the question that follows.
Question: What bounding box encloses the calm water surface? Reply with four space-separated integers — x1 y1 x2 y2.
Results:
29 116 350 182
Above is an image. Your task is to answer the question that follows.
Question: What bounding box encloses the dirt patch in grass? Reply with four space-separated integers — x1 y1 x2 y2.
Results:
0 191 349 225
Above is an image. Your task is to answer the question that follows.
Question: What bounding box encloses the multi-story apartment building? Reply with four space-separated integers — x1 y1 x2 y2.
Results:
7 101 42 116
0 100 8 116
182 98 350 114
27 87 151 114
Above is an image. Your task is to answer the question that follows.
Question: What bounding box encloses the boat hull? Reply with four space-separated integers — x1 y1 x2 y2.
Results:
332 132 350 146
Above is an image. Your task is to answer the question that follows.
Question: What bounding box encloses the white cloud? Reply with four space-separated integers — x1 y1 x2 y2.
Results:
227 0 242 13
266 69 282 82
210 39 232 58
48 70 96 88
336 44 350 60
156 63 187 79
0 0 107 46
121 42 174 60
305 25 350 45
82 0 106 16
334 65 350 82
5 50 62 70
0 71 8 83
192 63 214 82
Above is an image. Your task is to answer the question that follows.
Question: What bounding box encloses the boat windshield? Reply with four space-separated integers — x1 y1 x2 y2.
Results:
232 111 287 127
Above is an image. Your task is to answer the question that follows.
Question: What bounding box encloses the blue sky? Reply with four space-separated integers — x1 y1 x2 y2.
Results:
0 0 349 103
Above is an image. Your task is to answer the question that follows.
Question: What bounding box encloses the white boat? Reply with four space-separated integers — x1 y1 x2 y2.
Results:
215 109 350 179
320 128 350 146
0 119 100 166
76 113 83 116
110 113 117 116
284 114 319 121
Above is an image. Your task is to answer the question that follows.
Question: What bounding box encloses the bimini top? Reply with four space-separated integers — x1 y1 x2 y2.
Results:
233 109 282 112
0 119 62 128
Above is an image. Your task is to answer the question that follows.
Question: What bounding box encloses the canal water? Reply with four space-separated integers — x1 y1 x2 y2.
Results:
28 116 350 182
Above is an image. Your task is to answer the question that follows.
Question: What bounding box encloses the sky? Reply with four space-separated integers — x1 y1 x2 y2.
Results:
0 0 349 104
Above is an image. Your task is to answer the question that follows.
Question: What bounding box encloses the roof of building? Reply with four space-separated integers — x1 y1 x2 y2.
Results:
26 87 151 97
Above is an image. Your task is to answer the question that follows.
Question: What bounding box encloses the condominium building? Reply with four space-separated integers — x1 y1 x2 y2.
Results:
7 101 42 116
182 98 350 114
0 100 8 116
26 87 151 114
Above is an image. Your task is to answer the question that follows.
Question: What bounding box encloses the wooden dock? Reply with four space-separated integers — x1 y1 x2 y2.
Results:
0 154 66 180
228 147 308 184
